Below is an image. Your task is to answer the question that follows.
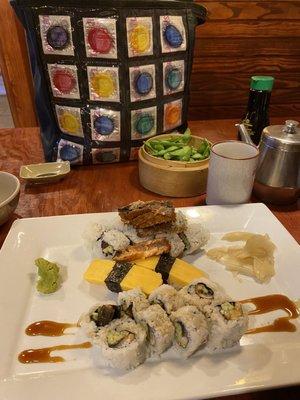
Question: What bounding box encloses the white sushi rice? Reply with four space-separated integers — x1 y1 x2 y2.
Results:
94 317 148 370
82 222 104 257
121 224 154 243
205 302 248 352
82 212 210 260
173 211 188 232
156 232 185 258
118 288 150 319
135 304 175 357
183 223 210 255
180 278 229 311
170 306 208 358
149 284 185 315
102 230 130 251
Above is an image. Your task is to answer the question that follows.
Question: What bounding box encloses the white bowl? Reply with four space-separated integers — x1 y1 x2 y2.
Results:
0 172 20 225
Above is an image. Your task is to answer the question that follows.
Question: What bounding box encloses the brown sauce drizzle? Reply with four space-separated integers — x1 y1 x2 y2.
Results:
26 320 76 337
241 294 299 334
18 342 92 364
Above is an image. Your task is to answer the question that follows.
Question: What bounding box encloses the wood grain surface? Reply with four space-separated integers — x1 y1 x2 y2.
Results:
0 118 299 250
0 120 299 399
190 0 300 120
0 0 37 127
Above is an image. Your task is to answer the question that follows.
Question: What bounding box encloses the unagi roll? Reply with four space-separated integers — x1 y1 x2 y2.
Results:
118 288 150 319
206 301 248 352
148 284 185 315
170 306 208 358
94 317 148 370
135 304 175 356
78 302 121 338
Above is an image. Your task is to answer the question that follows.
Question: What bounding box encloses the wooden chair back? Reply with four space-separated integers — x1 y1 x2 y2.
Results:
0 0 37 127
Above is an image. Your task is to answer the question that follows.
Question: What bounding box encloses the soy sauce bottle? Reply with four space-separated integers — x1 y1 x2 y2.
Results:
239 76 274 145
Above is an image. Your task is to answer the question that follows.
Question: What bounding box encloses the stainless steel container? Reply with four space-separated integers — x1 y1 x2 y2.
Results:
237 120 300 205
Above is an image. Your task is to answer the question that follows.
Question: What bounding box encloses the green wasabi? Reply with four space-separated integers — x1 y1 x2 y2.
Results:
35 258 60 294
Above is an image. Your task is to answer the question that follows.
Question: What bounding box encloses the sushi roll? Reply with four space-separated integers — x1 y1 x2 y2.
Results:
82 223 130 258
157 232 185 258
82 222 105 257
180 278 228 311
101 230 130 257
78 302 121 338
118 288 150 319
178 223 210 255
94 317 148 370
148 284 185 315
170 306 208 358
122 224 154 243
135 304 175 356
205 301 248 352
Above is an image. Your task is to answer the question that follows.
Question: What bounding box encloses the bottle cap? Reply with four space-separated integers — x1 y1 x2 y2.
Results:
250 76 274 91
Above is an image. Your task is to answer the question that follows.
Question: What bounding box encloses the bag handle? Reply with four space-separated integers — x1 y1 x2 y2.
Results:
190 2 207 25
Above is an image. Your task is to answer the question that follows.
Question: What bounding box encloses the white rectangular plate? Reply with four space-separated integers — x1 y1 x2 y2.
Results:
0 203 299 400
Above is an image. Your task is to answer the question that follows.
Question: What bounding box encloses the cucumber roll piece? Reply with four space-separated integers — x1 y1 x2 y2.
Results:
206 301 248 352
94 318 148 370
170 306 208 358
135 304 175 356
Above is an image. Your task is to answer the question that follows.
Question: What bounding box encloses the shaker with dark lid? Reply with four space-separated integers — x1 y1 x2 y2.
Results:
253 120 300 205
239 76 274 145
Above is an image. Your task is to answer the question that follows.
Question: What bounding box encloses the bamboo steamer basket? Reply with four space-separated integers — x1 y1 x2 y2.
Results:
139 134 210 197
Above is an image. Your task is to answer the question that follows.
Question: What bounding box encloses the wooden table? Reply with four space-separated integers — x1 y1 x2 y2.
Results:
0 119 299 400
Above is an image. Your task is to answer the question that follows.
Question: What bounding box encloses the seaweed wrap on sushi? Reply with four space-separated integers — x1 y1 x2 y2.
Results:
135 304 175 357
148 284 185 315
78 302 121 338
180 278 228 311
206 301 248 352
118 288 150 319
170 306 208 358
94 317 148 370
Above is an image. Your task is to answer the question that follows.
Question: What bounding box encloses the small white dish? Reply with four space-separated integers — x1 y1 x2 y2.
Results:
0 172 20 225
19 161 70 184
